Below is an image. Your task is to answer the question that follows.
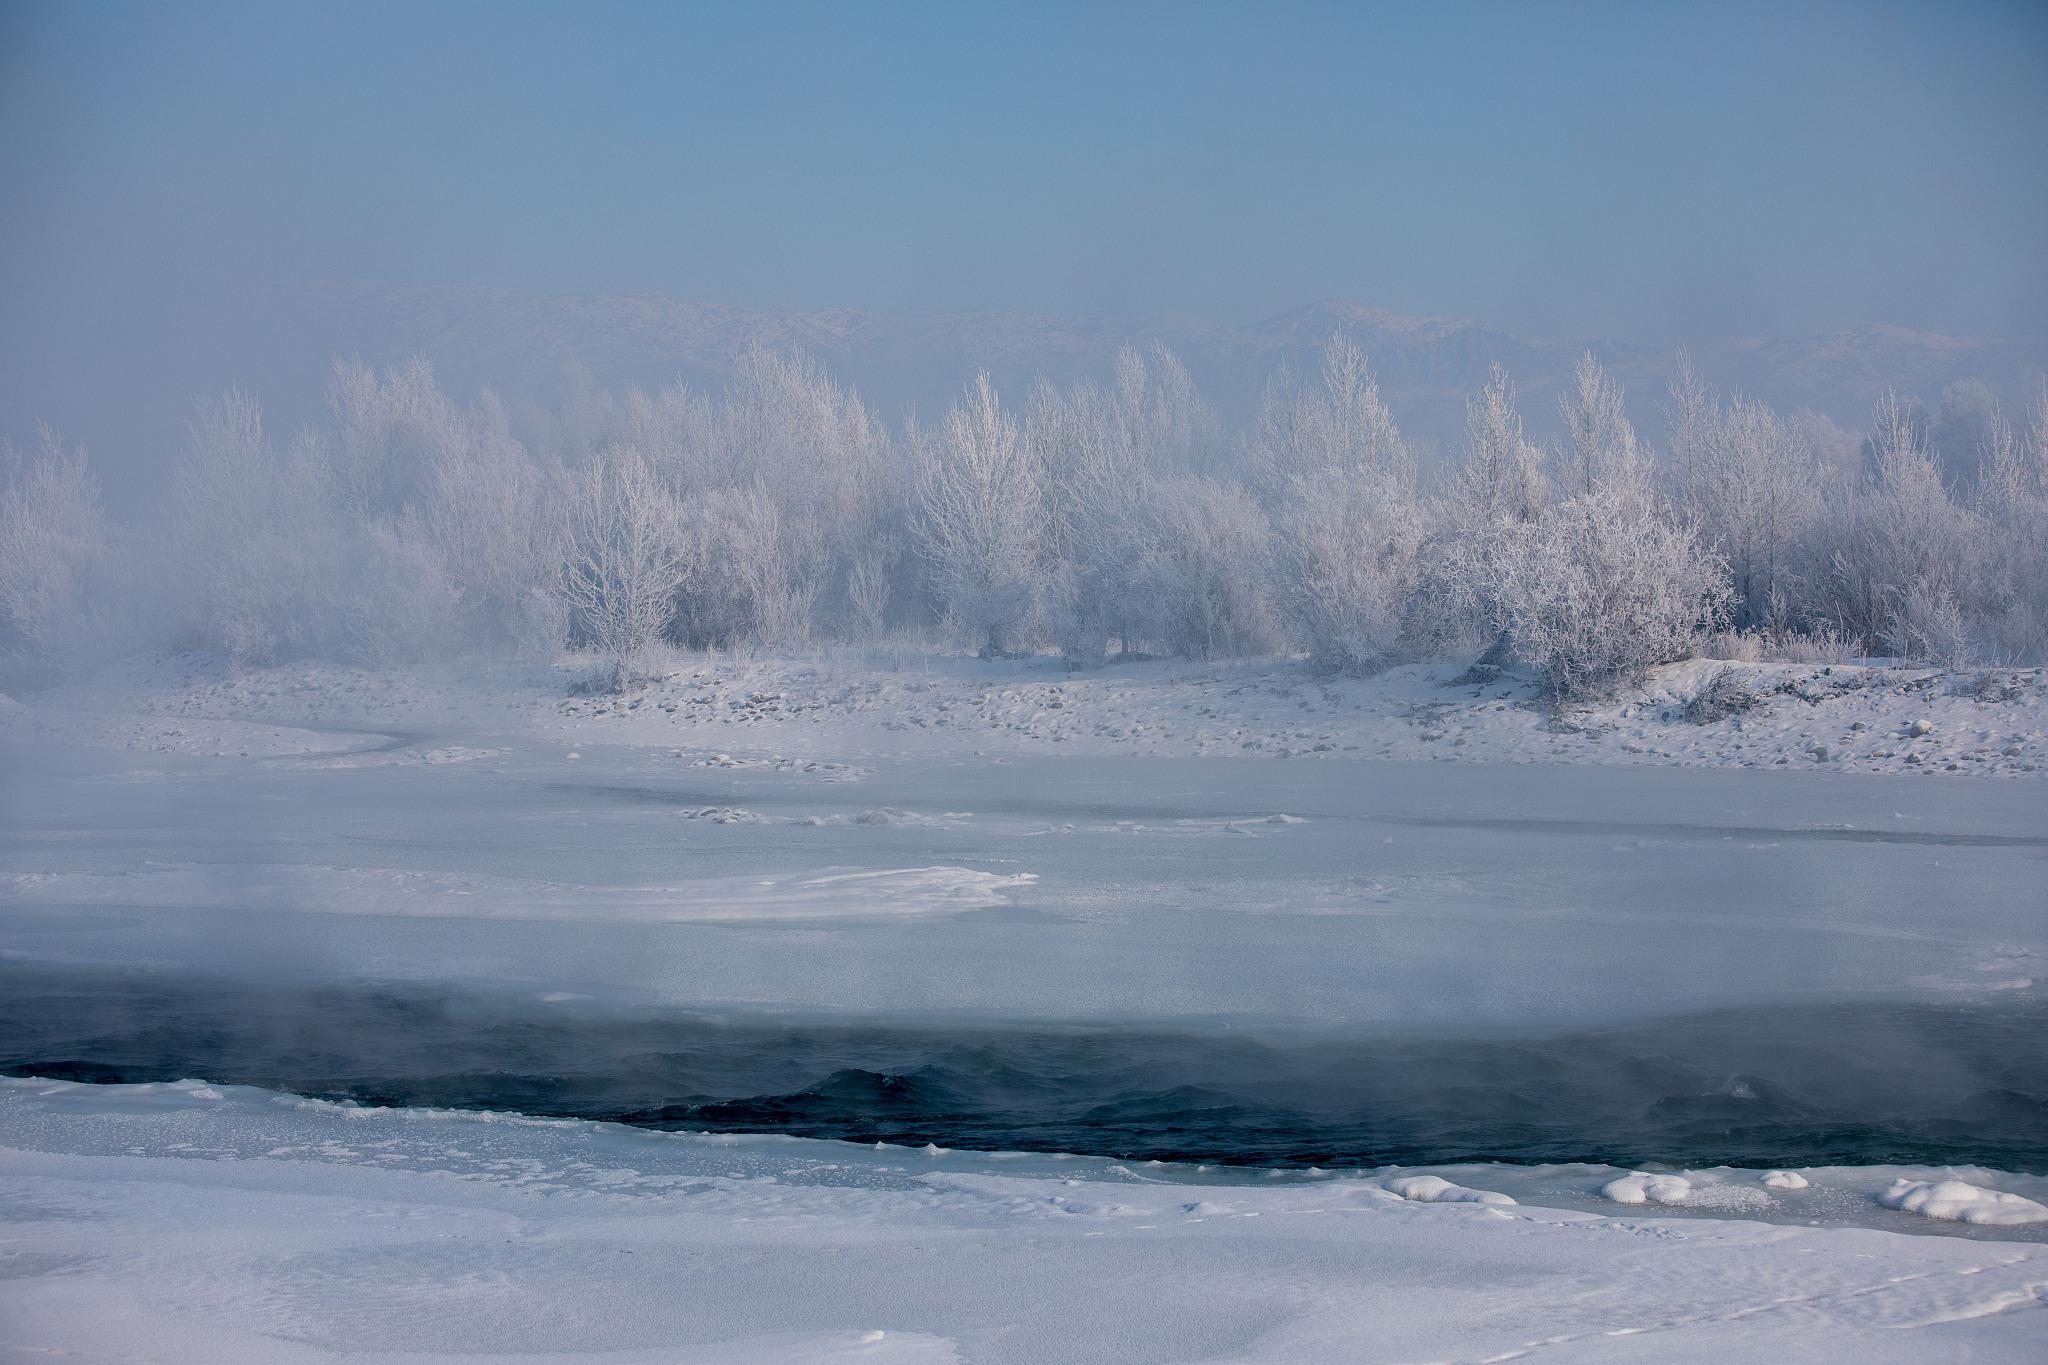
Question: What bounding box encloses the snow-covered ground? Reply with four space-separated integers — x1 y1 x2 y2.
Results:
3 648 2045 1361
15 647 2048 777
3 1077 2045 1365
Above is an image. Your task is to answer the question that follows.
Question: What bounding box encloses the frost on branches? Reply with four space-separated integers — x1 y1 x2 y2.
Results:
5 337 2044 701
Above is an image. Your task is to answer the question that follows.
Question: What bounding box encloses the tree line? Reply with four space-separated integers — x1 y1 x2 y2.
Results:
3 339 2044 699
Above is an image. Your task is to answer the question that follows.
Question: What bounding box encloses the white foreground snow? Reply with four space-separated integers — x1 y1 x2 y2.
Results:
2 1077 2044 1365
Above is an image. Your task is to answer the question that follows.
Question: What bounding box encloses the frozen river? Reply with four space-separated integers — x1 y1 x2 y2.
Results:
5 720 2047 1364
4 729 2043 1172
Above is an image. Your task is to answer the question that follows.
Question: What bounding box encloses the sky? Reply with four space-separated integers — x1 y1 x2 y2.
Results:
2 0 2045 468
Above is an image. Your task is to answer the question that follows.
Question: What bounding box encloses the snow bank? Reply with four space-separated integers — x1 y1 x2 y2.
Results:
1382 1174 1516 1205
1879 1178 2048 1226
1601 1171 1692 1205
3 1079 2045 1365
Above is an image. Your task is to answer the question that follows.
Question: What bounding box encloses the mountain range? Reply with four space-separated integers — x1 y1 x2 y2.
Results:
298 284 2047 453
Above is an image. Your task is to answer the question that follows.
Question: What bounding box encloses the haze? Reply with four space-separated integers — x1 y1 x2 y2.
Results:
5 0 2047 479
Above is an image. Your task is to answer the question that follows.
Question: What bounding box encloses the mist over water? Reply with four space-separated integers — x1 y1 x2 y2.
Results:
6 966 2042 1171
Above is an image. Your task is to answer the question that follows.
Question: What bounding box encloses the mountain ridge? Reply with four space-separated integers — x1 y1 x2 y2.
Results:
296 282 2041 450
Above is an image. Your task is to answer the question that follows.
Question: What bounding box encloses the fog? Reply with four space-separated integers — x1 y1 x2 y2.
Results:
4 8 2048 1358
5 2 2046 494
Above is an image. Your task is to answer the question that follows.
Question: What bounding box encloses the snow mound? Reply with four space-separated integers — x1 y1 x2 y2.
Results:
1762 1170 1810 1191
1879 1178 2048 1226
1383 1174 1516 1205
1600 1172 1691 1205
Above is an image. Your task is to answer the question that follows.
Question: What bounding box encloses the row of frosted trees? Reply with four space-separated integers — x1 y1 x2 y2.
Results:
4 339 2045 699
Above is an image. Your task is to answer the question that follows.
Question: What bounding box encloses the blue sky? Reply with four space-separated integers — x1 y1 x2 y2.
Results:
3 0 2045 342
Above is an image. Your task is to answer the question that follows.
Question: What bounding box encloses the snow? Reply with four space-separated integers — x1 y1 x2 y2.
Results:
4 649 2044 1361
2 1078 2045 1365
1601 1172 1693 1205
1382 1173 1516 1204
19 648 2048 779
1879 1178 2048 1226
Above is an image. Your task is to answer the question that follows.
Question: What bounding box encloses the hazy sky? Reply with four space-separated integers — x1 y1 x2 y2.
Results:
6 0 2044 342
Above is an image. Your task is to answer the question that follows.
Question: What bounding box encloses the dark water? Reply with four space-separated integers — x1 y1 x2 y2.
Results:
3 965 2043 1171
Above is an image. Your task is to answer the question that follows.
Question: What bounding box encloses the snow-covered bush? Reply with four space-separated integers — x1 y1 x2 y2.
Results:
1683 666 1762 724
1494 458 1730 700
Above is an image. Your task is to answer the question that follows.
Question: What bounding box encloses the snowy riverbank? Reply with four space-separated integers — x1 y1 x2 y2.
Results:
10 648 2048 778
3 1076 2045 1365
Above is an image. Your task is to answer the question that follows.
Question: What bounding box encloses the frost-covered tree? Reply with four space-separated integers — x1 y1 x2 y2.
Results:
0 426 111 669
1494 455 1729 700
1554 351 1639 500
164 391 346 664
1678 391 1824 633
913 372 1046 656
1253 337 1428 672
1816 391 1975 656
1662 351 1714 499
1933 378 2002 492
1021 345 1228 665
1457 364 1547 530
1143 476 1278 659
1431 364 1547 654
711 347 893 645
558 448 694 687
1970 379 2048 658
